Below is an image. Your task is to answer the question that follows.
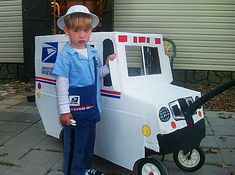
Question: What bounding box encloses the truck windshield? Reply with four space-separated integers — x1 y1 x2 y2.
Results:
125 45 161 77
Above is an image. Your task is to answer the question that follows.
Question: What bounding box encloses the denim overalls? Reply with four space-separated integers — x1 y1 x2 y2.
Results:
64 56 99 175
52 43 101 175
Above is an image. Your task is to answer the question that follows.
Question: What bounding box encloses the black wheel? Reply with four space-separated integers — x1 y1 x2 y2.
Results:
173 147 205 172
133 158 168 175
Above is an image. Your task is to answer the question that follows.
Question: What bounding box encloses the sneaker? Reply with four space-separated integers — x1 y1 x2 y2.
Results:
85 169 104 175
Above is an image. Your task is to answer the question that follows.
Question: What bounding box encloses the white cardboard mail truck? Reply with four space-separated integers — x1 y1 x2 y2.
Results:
35 32 206 175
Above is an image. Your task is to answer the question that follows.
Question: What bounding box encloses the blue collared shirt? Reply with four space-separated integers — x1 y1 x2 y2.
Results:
52 42 102 112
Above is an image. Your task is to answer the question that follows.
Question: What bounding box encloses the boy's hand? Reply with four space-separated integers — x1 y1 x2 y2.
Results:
106 53 116 66
60 113 76 126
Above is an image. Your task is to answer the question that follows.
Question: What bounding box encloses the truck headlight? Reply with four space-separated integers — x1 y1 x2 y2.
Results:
159 107 171 122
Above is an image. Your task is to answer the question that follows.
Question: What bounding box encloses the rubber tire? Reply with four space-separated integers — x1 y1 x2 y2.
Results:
173 147 205 172
133 158 168 175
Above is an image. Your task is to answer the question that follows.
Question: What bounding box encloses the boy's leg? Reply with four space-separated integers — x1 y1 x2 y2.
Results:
63 126 74 175
84 122 105 175
84 122 96 169
63 123 90 175
71 123 90 175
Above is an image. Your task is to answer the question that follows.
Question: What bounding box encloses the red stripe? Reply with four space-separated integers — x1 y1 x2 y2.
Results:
155 38 161 44
70 105 94 109
36 76 56 83
118 35 128 42
133 36 137 43
139 37 145 43
101 89 121 95
147 37 150 43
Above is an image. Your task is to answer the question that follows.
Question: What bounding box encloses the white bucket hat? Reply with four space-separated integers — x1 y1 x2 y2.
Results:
57 5 99 30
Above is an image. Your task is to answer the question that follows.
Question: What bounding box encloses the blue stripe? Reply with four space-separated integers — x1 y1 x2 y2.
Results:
101 93 120 99
36 80 56 85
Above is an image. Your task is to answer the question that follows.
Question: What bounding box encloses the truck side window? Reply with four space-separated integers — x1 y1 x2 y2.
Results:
126 45 161 76
144 46 161 75
126 46 143 76
103 39 114 86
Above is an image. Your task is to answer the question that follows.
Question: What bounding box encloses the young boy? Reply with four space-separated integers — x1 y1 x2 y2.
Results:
52 5 115 175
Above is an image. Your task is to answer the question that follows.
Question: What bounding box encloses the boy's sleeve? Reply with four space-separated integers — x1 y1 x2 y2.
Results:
52 54 70 78
56 76 70 114
100 64 110 78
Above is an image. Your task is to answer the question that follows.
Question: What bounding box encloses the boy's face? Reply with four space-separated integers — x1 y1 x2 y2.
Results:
64 27 92 49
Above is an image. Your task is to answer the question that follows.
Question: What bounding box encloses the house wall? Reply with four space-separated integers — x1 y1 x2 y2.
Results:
0 0 23 63
114 0 235 71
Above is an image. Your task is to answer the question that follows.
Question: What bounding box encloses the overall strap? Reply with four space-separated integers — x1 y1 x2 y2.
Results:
92 56 98 104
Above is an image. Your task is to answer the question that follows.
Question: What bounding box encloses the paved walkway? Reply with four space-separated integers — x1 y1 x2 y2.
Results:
0 94 234 175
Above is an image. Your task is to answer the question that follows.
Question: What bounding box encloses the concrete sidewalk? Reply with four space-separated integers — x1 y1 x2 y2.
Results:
0 94 234 175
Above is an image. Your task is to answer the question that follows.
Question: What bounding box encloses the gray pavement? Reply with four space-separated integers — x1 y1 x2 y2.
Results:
0 94 234 175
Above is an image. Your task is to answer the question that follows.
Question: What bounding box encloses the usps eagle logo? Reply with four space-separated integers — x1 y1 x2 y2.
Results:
69 96 80 106
42 42 58 63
